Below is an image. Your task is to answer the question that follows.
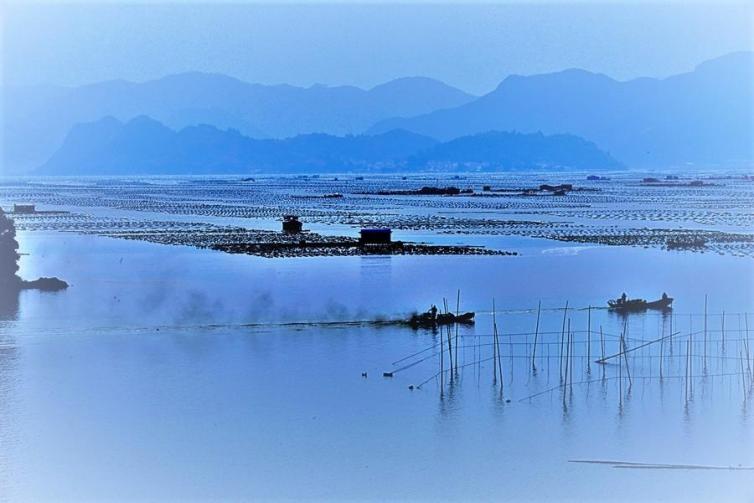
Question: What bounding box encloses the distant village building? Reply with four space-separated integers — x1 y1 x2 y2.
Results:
282 215 303 233
359 228 392 245
13 204 35 214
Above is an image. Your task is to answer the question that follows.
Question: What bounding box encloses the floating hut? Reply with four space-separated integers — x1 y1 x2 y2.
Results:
666 236 707 250
13 204 35 214
282 215 303 233
359 228 392 245
539 184 572 192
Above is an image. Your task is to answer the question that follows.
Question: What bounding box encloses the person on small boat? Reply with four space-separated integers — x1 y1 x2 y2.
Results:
429 305 438 320
609 292 672 311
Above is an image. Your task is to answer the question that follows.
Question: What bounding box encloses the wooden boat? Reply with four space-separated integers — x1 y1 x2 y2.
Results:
437 312 475 324
408 310 475 328
608 294 673 312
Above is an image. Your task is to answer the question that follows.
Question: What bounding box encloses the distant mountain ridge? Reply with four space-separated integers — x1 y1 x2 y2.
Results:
369 52 754 168
38 116 622 175
6 52 750 173
2 74 475 172
410 131 622 171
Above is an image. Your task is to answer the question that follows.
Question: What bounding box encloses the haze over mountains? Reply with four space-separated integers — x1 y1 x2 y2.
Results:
39 116 620 175
3 52 752 174
2 75 475 172
370 52 754 168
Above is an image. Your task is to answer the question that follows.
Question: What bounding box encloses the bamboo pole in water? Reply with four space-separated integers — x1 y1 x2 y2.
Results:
685 337 690 403
689 332 693 397
454 290 460 373
492 299 498 385
621 323 632 388
659 320 664 380
564 319 571 393
496 311 504 395
531 300 541 372
600 325 606 380
559 301 568 383
569 329 574 389
587 305 592 373
622 339 632 388
688 314 693 396
684 338 687 402
670 312 674 356
746 313 751 378
595 329 680 364
492 299 503 394
439 317 444 397
476 304 482 386
443 298 453 376
619 332 623 406
740 349 747 399
702 294 707 373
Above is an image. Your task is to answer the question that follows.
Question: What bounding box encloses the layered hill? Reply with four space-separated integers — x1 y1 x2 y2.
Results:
369 52 754 168
2 74 475 172
38 116 622 175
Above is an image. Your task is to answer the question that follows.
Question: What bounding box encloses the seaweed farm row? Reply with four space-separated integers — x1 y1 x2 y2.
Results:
1 173 753 257
8 211 511 258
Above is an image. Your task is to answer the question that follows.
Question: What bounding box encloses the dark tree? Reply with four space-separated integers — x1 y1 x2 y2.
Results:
0 208 21 289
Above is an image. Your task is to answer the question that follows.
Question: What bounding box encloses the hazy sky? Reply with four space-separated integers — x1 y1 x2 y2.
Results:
2 1 752 94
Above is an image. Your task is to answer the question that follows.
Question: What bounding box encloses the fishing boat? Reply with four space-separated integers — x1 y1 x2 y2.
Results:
608 293 673 312
408 308 475 329
436 312 475 324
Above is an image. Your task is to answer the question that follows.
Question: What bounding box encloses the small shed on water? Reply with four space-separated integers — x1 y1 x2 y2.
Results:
282 215 303 233
359 228 392 244
13 204 35 214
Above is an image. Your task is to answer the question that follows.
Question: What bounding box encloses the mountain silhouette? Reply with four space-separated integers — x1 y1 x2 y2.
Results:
38 116 621 175
411 131 622 171
368 52 754 167
2 74 475 172
10 53 748 172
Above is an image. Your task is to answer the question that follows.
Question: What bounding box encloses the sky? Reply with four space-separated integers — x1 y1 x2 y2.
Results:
1 1 753 95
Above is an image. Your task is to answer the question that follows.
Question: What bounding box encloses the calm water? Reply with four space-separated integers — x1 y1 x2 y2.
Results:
1 174 753 501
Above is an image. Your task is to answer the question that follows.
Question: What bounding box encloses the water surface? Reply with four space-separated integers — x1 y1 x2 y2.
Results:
1 174 753 501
